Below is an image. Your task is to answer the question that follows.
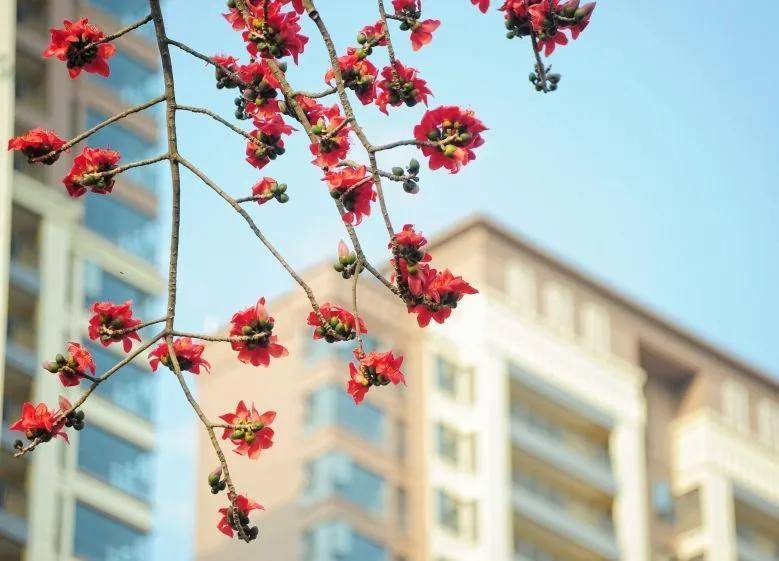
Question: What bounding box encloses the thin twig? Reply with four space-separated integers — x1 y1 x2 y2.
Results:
175 104 259 145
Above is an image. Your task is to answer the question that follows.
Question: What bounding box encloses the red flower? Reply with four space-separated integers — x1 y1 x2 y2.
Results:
322 165 376 225
358 21 387 47
217 494 264 539
306 303 367 342
148 338 211 375
376 61 432 114
347 349 406 404
237 61 282 118
241 2 308 63
44 18 116 78
245 115 295 169
471 0 491 12
309 106 351 168
413 106 487 173
7 128 66 165
250 177 283 204
88 301 142 353
9 397 72 444
325 49 378 106
62 146 121 198
295 95 326 123
212 54 241 89
229 297 288 367
219 401 276 459
43 342 96 387
408 269 478 327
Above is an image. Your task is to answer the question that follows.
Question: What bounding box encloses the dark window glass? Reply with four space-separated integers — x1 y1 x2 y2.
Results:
303 522 387 561
84 341 154 420
14 50 46 111
303 452 385 513
304 384 385 443
84 195 158 261
74 502 150 561
78 424 153 500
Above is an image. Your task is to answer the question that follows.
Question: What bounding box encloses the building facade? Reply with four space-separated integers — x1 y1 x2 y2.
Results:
0 1 164 560
193 217 779 561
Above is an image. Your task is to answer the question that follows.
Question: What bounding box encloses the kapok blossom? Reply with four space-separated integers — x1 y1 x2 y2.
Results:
245 115 295 169
347 349 406 404
9 396 74 444
219 401 276 459
148 338 211 375
7 128 66 165
309 105 351 168
325 49 378 106
62 146 121 198
413 106 487 173
295 95 326 123
390 224 434 295
212 54 241 89
236 61 282 117
306 303 367 343
392 0 441 51
471 0 491 12
241 2 308 63
376 61 432 114
407 269 478 327
250 177 286 204
357 20 388 48
217 494 263 541
42 342 95 387
88 300 142 353
501 0 595 55
229 297 288 367
44 18 116 78
322 165 376 225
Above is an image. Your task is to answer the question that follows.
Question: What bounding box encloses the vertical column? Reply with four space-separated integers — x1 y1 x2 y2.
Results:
612 418 651 561
700 472 736 561
26 217 73 561
0 0 17 424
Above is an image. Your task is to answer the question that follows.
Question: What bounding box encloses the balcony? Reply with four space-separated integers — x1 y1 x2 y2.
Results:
738 539 779 561
8 259 39 294
510 415 615 495
4 341 37 376
512 483 618 561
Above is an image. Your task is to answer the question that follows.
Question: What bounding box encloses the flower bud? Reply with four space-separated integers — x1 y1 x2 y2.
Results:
43 360 60 373
392 166 404 176
255 301 269 323
357 32 368 44
403 180 419 194
230 429 245 441
55 353 67 365
408 158 420 174
244 430 256 444
208 466 222 486
337 240 350 262
277 193 289 203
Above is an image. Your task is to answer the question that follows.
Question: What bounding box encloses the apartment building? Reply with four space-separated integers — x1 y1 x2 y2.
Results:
0 1 164 560
193 219 778 561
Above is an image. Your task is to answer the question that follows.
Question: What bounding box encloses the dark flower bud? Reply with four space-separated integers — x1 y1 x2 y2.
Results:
357 32 368 45
408 158 420 174
43 361 60 373
230 429 245 440
392 166 404 176
277 193 289 203
403 180 419 194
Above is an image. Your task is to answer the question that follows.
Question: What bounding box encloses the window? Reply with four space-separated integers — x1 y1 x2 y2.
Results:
304 521 388 561
435 423 475 471
86 109 159 193
436 490 477 541
305 384 385 444
85 341 154 419
722 379 749 432
84 195 158 261
541 282 574 333
436 356 474 403
17 0 47 33
580 302 610 354
15 49 47 111
396 487 408 532
651 481 675 523
505 259 536 314
83 262 159 319
757 399 779 450
89 50 158 105
78 424 153 501
74 502 150 561
303 452 385 513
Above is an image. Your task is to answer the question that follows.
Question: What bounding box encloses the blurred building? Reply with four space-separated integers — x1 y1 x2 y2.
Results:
0 1 164 560
194 216 779 561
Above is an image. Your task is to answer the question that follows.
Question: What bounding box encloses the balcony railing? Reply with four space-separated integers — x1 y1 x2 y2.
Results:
510 414 615 494
512 483 618 561
9 259 40 294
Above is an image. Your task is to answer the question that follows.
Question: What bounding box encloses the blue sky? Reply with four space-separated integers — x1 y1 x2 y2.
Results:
152 1 779 559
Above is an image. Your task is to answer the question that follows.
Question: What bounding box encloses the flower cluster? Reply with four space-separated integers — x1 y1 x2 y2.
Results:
235 60 282 118
212 54 241 89
246 115 294 169
149 338 211 375
229 298 288 367
217 494 263 541
42 343 95 387
88 301 142 352
9 397 81 447
63 147 121 198
502 0 596 56
376 61 432 114
309 106 351 168
250 177 289 204
7 128 66 164
333 240 359 279
347 349 406 404
390 225 478 327
414 106 487 173
44 18 116 78
240 1 308 63
391 0 441 51
219 401 276 459
322 165 376 225
325 49 378 105
307 303 367 343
